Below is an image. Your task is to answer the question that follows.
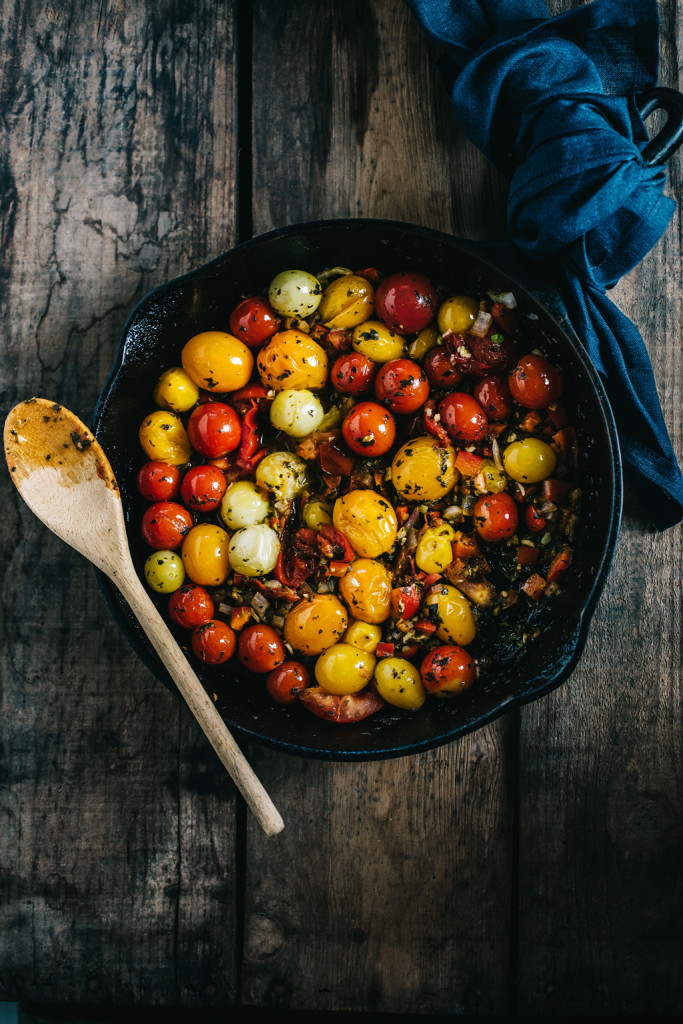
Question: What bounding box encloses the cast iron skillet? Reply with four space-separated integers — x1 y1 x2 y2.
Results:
93 219 621 760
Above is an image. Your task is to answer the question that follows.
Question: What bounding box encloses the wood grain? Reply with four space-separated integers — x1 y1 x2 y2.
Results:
0 0 240 1005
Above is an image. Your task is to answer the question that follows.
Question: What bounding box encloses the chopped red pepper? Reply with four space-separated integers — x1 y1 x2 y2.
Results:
552 427 579 471
414 619 437 636
420 572 443 588
319 437 356 476
490 302 518 335
452 531 481 559
230 606 253 631
229 383 270 417
401 643 420 659
236 399 267 471
423 399 450 447
521 573 546 601
546 545 572 584
390 584 421 620
327 560 350 578
519 409 543 434
375 642 395 658
455 450 485 477
541 478 573 504
515 545 539 566
396 505 410 526
547 403 569 429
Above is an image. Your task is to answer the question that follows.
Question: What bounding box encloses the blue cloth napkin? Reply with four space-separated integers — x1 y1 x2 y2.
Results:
407 0 683 529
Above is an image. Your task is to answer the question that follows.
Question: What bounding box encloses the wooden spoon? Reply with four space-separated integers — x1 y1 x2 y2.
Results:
4 398 284 837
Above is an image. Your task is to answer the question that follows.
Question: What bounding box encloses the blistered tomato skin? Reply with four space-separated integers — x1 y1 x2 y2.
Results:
144 550 185 593
191 620 236 665
415 524 457 574
139 411 191 466
180 465 227 511
331 352 376 396
375 271 438 334
314 643 376 695
352 320 404 363
509 354 563 409
283 594 348 655
374 658 426 710
181 331 254 393
141 501 193 550
333 490 398 558
374 359 429 414
503 439 557 483
339 558 392 624
421 645 475 696
318 274 375 329
422 585 476 645
423 347 464 389
342 401 396 456
153 367 200 413
137 461 181 502
229 296 281 347
181 524 230 586
257 329 328 391
391 436 458 503
473 492 519 542
437 295 479 336
438 393 489 444
237 624 286 674
268 270 323 318
266 661 312 704
168 584 215 630
187 403 241 458
472 375 514 421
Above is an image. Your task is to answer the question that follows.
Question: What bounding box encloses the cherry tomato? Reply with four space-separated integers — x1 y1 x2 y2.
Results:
137 461 181 502
508 354 563 409
331 352 376 396
420 645 475 696
168 584 215 629
229 296 281 347
191 619 236 665
237 624 286 674
180 465 227 511
524 503 547 533
341 401 396 456
374 358 429 414
141 501 193 550
187 402 242 458
423 347 464 389
438 392 489 443
472 375 514 421
473 492 519 542
299 687 384 722
266 661 312 705
375 270 438 334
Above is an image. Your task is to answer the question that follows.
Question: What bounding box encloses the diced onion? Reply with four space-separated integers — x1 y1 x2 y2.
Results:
492 437 503 472
470 310 493 337
487 289 517 309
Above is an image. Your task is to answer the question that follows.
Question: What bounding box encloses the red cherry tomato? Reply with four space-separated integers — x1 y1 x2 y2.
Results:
374 358 429 414
523 503 547 533
423 348 464 389
508 354 563 409
473 492 519 542
331 352 376 396
472 375 514 421
341 401 396 456
229 296 281 347
137 461 181 502
237 624 286 674
375 270 438 334
187 402 242 458
420 645 475 696
141 501 193 550
168 584 215 629
180 465 227 511
438 392 489 443
191 619 236 665
266 661 312 704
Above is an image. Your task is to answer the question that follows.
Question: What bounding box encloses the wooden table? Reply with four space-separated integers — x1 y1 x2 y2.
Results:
1 0 681 1015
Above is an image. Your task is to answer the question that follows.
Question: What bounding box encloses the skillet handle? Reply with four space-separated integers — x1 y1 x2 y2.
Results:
637 86 683 166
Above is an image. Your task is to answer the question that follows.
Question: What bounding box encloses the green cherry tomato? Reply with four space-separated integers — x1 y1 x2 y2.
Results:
144 550 185 593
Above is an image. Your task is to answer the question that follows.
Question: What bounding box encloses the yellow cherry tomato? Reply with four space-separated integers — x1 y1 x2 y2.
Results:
318 274 375 329
283 594 348 655
301 498 333 530
181 331 253 393
352 320 404 362
339 558 392 624
422 584 476 645
314 643 376 695
374 658 426 710
144 550 185 593
343 619 382 654
152 367 199 413
475 460 508 493
391 436 458 503
181 524 230 586
257 329 328 391
503 438 557 483
437 295 479 336
415 524 456 574
408 324 440 360
333 490 398 557
139 410 191 466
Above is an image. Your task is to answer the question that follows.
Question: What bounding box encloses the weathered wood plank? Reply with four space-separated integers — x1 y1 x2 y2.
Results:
517 0 683 1013
244 1 514 1014
0 0 239 1005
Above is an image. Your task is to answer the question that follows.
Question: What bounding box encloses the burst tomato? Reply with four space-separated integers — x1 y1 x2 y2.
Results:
180 465 227 511
141 501 193 550
187 402 242 457
342 401 396 456
229 296 281 347
438 392 488 443
374 358 429 414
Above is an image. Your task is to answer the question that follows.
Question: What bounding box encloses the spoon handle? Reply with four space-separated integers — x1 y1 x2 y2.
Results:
113 565 284 837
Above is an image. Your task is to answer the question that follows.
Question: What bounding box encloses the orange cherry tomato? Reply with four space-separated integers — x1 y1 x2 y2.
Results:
473 492 519 542
341 401 396 456
180 465 227 511
508 354 563 409
137 461 181 502
266 661 312 704
141 502 193 550
237 624 286 674
374 358 429 413
168 584 215 629
191 620 236 665
420 645 475 696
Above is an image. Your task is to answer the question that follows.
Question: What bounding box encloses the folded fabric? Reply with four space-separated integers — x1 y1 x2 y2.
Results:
407 0 683 529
